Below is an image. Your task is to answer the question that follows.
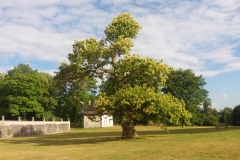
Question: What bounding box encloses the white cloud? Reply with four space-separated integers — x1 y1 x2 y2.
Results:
0 24 72 63
196 61 240 77
39 69 58 76
221 94 228 99
212 103 217 108
130 0 240 77
197 45 240 64
0 66 14 74
223 62 240 72
195 70 221 77
0 0 240 78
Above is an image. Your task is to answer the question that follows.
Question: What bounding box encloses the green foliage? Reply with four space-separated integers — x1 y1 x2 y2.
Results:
55 12 192 137
203 97 212 113
232 104 240 126
100 55 169 95
0 64 57 120
54 90 90 122
191 98 219 126
105 13 141 41
203 108 219 126
162 69 208 124
219 107 233 125
202 98 218 126
0 73 6 81
193 108 205 126
96 85 191 126
54 62 97 122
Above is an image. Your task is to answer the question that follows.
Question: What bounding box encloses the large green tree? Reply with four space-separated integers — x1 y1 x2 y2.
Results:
0 64 57 120
162 69 208 124
97 85 190 138
56 13 191 138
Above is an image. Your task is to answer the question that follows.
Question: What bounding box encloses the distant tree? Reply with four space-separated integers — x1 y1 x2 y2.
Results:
38 72 58 120
194 106 205 126
7 63 33 76
54 62 97 123
203 98 212 113
0 73 7 116
232 104 240 126
162 69 208 124
0 64 57 120
200 98 218 126
219 107 233 125
203 107 219 126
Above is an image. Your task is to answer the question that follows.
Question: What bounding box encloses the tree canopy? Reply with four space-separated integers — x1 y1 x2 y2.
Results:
0 64 57 120
55 12 192 138
219 107 233 125
232 104 240 126
162 68 208 124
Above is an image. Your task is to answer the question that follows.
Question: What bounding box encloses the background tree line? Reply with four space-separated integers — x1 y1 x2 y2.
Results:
1 64 239 126
0 63 95 122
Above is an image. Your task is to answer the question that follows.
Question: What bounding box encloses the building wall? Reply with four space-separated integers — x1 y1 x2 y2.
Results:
83 116 101 128
0 121 70 139
101 115 113 127
83 115 113 128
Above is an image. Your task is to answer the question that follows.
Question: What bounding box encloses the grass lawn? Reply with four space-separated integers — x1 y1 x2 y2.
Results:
0 125 240 160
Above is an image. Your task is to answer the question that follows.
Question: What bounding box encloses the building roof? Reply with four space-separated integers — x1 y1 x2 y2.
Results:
81 102 97 116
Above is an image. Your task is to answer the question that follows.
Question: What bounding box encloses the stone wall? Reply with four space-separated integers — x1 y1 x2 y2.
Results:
0 121 70 139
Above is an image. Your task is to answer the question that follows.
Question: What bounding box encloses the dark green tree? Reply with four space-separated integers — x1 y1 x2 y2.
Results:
162 69 209 124
219 107 233 125
232 104 240 126
192 98 218 126
38 72 58 120
203 107 219 126
0 64 57 120
54 62 97 123
203 98 212 113
194 106 205 126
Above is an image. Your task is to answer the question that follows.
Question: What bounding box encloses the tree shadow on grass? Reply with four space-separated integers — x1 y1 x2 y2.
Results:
136 126 240 138
1 126 239 146
172 126 240 134
1 132 122 146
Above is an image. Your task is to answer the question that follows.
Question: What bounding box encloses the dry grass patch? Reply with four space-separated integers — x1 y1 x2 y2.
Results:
0 125 240 160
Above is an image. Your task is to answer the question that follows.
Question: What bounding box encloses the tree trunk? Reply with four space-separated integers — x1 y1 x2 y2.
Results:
121 119 138 138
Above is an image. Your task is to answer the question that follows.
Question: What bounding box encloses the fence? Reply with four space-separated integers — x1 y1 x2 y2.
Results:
0 116 70 139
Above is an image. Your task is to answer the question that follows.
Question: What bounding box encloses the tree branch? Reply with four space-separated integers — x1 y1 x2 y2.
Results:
73 96 85 107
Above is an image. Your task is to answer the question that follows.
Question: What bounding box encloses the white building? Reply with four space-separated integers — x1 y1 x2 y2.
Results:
83 115 113 128
81 102 113 128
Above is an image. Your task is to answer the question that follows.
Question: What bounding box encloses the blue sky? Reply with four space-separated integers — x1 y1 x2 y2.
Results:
0 0 240 110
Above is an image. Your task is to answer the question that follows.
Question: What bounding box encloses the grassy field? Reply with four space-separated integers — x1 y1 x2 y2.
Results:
0 125 240 160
